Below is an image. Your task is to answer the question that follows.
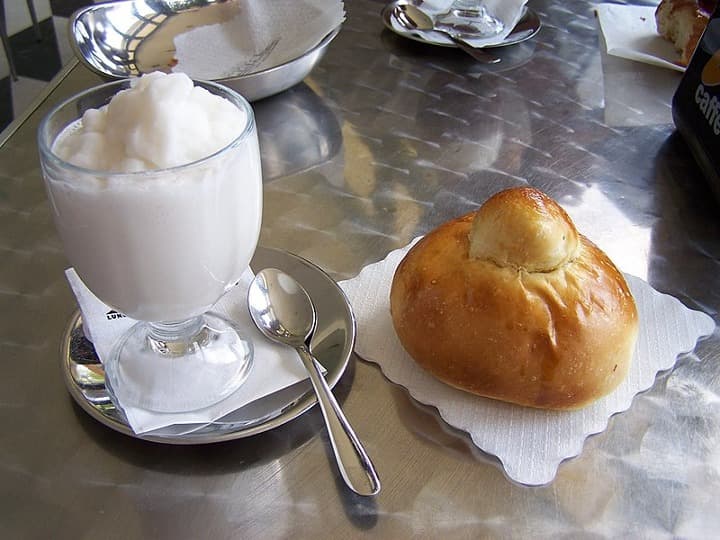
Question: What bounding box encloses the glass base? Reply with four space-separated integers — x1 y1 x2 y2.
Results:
440 3 505 39
104 313 253 413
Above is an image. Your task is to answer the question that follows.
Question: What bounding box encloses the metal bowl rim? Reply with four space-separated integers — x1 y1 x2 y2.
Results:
69 2 342 84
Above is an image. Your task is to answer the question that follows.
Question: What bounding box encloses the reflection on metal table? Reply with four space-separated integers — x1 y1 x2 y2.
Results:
1 0 718 537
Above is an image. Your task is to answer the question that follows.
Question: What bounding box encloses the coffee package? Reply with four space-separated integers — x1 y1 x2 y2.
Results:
672 4 720 202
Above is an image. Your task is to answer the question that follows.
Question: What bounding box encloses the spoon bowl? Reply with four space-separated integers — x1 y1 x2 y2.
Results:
248 268 381 496
249 269 316 347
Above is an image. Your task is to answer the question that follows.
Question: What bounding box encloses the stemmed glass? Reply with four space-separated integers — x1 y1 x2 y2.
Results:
38 79 263 413
440 0 505 38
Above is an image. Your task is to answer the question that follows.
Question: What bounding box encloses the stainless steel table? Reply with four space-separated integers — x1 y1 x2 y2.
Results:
2 1 719 537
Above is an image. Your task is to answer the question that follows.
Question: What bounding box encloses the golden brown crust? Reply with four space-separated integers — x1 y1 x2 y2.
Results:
656 0 716 66
390 188 639 410
469 186 579 272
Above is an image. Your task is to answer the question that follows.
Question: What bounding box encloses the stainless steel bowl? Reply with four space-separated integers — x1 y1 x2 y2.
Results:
69 0 341 101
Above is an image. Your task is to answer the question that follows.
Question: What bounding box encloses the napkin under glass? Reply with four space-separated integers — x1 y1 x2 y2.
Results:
339 239 715 486
419 0 528 47
66 268 309 435
595 3 686 72
171 0 345 80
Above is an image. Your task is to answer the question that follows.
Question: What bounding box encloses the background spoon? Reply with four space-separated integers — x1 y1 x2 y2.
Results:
248 268 381 496
393 3 501 64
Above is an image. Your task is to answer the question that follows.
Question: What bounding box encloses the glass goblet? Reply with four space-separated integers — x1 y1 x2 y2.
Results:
442 0 504 39
38 79 262 413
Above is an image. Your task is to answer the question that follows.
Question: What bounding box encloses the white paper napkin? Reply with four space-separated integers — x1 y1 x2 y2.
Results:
171 0 345 80
596 3 686 72
66 268 309 435
420 0 528 47
339 239 716 486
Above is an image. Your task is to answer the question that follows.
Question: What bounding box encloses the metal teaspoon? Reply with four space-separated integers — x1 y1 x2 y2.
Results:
393 3 501 64
248 268 381 496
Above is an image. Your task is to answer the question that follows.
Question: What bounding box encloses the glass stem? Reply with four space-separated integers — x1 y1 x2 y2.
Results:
147 316 208 356
452 1 489 17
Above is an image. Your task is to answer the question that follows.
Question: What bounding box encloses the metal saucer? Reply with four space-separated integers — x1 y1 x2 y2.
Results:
69 0 341 101
61 246 356 444
381 1 541 49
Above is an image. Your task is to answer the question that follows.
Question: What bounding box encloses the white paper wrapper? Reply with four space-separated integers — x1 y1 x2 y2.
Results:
339 239 715 486
66 268 308 435
595 3 686 72
172 0 345 80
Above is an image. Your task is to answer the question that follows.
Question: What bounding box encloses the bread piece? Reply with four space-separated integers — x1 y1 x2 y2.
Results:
390 187 639 410
656 0 716 66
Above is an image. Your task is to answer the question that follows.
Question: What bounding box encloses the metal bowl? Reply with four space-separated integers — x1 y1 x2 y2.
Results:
69 0 341 102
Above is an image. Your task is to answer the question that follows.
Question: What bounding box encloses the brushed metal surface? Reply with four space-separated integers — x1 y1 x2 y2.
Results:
2 0 719 538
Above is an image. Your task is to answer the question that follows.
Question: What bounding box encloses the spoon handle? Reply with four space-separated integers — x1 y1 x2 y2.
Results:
297 344 381 496
448 34 501 63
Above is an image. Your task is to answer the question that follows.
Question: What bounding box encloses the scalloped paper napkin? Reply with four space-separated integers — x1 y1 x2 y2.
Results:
338 239 715 486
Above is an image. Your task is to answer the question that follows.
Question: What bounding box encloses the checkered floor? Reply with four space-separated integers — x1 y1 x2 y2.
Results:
1 0 97 133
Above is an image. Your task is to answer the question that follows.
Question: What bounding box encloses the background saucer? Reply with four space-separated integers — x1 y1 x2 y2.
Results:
381 1 541 49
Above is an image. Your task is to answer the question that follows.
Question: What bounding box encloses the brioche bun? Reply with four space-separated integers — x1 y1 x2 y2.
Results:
390 187 638 410
656 0 714 67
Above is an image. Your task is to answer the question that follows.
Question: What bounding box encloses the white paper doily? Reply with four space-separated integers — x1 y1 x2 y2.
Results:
339 240 715 485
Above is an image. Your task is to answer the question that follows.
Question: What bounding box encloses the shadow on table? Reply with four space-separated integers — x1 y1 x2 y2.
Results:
648 131 720 313
387 382 508 476
254 82 343 182
380 28 538 75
